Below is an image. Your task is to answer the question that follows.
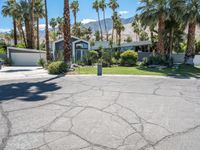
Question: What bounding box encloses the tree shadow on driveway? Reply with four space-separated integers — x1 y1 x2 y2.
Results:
0 76 63 102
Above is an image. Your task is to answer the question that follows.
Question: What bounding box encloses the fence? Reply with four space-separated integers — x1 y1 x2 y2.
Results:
137 52 200 66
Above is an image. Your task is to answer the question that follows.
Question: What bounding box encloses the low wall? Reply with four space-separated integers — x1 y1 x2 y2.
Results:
172 53 185 64
138 52 152 61
0 54 6 60
194 55 200 66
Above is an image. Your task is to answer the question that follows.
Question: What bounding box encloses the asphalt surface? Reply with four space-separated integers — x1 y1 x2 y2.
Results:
0 76 200 150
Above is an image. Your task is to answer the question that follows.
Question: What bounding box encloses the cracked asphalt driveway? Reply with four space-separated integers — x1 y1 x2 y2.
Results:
0 76 200 150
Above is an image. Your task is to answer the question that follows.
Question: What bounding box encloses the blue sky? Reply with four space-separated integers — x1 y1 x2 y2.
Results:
0 0 140 32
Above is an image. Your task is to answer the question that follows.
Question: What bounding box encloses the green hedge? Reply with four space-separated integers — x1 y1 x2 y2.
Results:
48 61 69 74
120 50 138 66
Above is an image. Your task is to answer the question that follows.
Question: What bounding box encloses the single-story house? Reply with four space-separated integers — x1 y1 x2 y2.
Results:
53 36 90 62
91 41 152 52
7 47 46 66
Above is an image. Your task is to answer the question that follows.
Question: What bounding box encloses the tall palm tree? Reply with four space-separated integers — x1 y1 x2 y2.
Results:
31 0 35 48
63 0 71 64
92 0 103 41
70 0 79 25
2 0 18 46
183 0 200 63
44 0 50 62
17 0 33 48
57 17 63 38
114 14 124 46
50 18 57 41
138 0 170 56
35 0 45 50
108 0 119 43
99 0 108 41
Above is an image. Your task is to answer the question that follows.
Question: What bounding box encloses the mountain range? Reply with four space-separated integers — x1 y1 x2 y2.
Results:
83 17 200 42
83 17 134 33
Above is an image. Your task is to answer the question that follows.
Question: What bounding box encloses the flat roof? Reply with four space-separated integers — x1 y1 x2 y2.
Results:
91 41 152 50
7 47 46 53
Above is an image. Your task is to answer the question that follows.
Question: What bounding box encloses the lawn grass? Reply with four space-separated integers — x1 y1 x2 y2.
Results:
75 65 200 78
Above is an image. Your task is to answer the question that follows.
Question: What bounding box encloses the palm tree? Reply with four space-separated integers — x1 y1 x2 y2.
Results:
2 0 18 46
31 0 35 48
50 18 57 41
63 0 71 64
44 0 51 62
92 0 103 41
99 0 108 41
138 0 170 56
17 0 33 48
70 0 79 25
108 0 119 43
114 15 125 46
183 0 200 63
57 17 63 38
35 0 45 50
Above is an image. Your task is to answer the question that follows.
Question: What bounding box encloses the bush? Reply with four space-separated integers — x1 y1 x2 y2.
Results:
0 48 6 55
102 50 111 67
37 58 46 68
120 50 138 66
86 50 98 65
48 61 69 74
3 58 12 66
16 43 26 48
142 55 173 67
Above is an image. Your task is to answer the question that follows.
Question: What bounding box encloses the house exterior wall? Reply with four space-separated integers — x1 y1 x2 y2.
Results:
7 47 46 66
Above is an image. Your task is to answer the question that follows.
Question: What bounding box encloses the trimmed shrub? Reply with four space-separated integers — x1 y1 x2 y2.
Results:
3 58 12 66
142 55 173 67
0 48 6 55
16 43 26 48
120 50 138 66
37 58 46 68
48 61 68 74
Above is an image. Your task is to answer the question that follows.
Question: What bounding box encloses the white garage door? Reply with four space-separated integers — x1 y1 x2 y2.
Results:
11 52 42 66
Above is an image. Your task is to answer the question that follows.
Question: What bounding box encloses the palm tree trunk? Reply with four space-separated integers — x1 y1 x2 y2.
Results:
74 13 77 25
157 15 165 56
31 0 35 49
19 22 27 48
168 27 174 58
103 10 108 41
111 21 114 43
37 17 40 50
25 20 32 48
63 0 71 63
45 0 50 62
13 17 17 46
185 22 196 62
97 11 103 41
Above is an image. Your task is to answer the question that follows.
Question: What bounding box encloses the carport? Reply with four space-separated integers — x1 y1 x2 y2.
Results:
7 47 46 66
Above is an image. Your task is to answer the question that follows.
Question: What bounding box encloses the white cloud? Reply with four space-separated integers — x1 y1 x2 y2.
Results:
119 11 129 15
39 24 52 30
81 19 97 24
0 28 11 33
